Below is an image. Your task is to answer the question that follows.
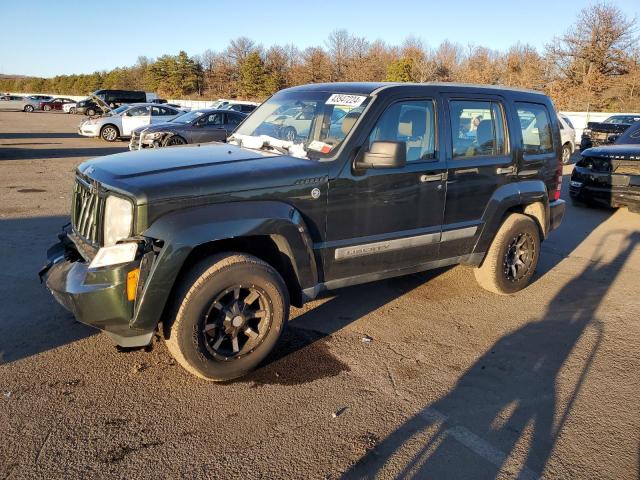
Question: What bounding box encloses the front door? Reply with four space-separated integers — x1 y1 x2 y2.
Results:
324 98 447 281
121 105 151 136
192 112 228 143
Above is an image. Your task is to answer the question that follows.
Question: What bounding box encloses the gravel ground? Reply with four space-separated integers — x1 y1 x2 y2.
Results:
0 111 639 479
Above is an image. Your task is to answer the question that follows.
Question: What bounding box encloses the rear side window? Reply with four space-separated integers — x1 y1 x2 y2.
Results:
450 100 507 158
368 100 437 162
516 103 553 155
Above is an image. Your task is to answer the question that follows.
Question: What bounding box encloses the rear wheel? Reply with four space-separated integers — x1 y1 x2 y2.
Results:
69 107 76 114
43 105 52 112
562 143 572 164
24 104 34 113
164 253 289 381
474 213 540 295
100 125 119 142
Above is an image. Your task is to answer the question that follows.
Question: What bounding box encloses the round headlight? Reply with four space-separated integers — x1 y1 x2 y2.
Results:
104 195 133 246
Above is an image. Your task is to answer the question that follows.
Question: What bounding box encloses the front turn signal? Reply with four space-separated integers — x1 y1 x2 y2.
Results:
127 268 140 301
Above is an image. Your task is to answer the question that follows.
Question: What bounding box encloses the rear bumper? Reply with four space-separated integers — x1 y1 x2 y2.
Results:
549 199 565 231
40 233 154 347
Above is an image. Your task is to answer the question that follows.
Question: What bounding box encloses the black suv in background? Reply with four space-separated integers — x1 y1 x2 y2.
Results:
571 121 640 212
93 89 147 108
41 83 565 381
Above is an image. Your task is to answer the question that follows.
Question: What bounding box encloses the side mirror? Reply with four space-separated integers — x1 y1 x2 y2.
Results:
355 141 406 170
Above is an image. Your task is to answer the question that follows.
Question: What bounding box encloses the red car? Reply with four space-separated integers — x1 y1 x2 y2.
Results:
38 98 76 111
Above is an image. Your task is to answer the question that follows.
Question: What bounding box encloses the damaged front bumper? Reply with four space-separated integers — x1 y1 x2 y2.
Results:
39 228 155 348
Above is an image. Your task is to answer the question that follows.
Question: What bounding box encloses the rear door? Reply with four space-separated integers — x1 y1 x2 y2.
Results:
442 95 514 257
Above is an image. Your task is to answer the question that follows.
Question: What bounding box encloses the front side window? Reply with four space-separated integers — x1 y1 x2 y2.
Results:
516 102 553 155
367 100 436 162
206 113 224 125
450 100 507 158
128 106 150 117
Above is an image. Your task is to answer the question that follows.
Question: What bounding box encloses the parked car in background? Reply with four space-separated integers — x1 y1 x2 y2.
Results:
129 109 246 150
75 98 103 116
0 94 41 112
580 114 640 150
41 82 565 381
39 97 76 111
92 89 148 108
221 103 258 114
558 114 576 163
63 102 78 114
570 121 640 212
28 95 53 102
78 103 185 141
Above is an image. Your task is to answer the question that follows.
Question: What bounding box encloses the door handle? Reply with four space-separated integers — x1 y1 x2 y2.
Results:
496 165 516 175
420 173 445 182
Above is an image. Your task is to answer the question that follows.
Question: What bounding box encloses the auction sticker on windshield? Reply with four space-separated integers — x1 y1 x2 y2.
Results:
326 94 367 107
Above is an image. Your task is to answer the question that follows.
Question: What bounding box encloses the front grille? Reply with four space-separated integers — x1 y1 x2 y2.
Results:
130 131 141 150
71 177 104 245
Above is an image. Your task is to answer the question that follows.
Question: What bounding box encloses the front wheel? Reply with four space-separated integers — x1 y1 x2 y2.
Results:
24 105 34 113
100 125 119 142
164 253 289 381
86 108 96 116
282 126 297 142
474 213 540 295
164 135 187 147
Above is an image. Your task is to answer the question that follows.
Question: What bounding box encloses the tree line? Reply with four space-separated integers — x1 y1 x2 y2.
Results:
2 3 639 112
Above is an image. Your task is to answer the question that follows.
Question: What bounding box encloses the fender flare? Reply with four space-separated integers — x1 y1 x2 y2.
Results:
472 180 549 257
130 201 317 331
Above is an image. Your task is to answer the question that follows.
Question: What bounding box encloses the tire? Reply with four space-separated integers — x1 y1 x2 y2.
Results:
87 108 96 117
43 105 51 112
474 213 540 295
100 124 119 142
164 135 187 147
282 126 297 142
562 143 572 164
164 253 289 381
24 104 34 113
69 107 76 114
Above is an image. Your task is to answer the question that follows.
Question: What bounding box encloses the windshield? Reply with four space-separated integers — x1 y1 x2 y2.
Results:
172 110 206 124
110 105 130 115
614 122 640 145
230 90 370 158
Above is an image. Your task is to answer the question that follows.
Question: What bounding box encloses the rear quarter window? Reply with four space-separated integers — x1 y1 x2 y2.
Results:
516 103 554 155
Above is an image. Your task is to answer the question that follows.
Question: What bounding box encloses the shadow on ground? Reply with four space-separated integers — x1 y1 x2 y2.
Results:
342 230 639 479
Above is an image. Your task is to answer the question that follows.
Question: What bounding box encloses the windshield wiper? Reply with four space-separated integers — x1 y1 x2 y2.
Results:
228 134 308 159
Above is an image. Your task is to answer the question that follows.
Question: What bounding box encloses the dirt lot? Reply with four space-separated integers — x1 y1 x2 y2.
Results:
0 111 638 479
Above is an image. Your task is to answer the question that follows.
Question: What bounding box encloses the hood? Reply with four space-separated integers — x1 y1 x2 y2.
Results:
134 121 183 134
78 143 328 205
581 144 640 161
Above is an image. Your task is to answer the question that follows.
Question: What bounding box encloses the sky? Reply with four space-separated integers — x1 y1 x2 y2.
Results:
1 0 639 77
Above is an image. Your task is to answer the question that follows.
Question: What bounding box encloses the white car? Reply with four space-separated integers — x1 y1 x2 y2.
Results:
558 114 576 164
63 102 78 114
77 103 185 141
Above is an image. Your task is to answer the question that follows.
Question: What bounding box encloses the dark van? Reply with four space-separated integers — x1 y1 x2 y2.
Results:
93 89 147 108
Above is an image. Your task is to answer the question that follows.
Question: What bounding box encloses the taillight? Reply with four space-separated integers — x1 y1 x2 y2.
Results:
553 153 563 201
